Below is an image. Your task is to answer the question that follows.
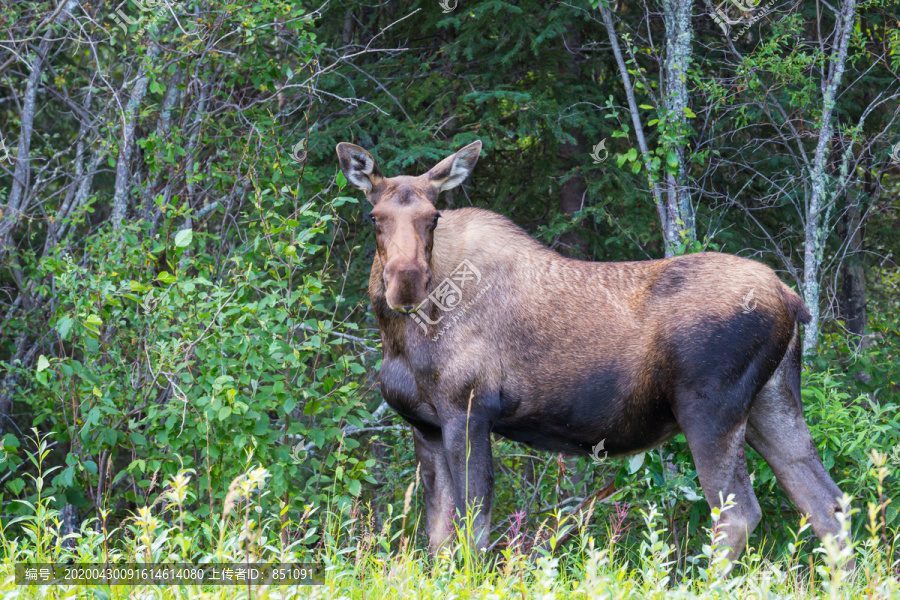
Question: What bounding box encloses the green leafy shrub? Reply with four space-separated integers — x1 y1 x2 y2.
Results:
1 186 379 531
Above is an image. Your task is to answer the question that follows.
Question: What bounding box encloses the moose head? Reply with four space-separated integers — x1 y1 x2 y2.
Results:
336 141 482 313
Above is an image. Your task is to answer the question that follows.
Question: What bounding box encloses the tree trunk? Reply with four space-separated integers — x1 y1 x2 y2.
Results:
558 24 588 258
0 0 80 263
600 1 695 256
57 504 80 550
140 67 184 220
839 158 875 354
662 0 695 246
0 333 32 436
558 164 588 257
840 199 867 348
111 45 162 230
801 0 857 357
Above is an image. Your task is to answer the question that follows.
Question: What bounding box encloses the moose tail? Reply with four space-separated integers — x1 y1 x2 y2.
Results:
780 282 812 325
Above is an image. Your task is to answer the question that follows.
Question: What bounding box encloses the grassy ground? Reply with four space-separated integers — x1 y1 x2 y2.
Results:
1 449 898 598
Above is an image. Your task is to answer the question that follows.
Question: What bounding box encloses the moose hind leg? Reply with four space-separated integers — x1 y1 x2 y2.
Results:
745 362 846 546
677 396 762 569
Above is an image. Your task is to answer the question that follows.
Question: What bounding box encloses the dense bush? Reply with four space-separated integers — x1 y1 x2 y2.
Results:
1 184 381 531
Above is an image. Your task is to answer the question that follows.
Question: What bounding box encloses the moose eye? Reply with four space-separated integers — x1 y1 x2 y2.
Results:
432 213 441 227
368 213 377 225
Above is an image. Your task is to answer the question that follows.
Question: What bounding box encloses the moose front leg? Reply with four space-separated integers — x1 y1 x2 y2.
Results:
412 425 455 555
441 411 495 552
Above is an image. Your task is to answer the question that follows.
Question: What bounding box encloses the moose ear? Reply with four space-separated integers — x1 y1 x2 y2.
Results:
426 140 482 192
336 143 383 193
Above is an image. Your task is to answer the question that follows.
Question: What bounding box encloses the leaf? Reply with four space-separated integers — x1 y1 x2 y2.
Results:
667 150 679 168
56 316 74 339
37 355 50 372
129 280 151 292
348 362 366 375
7 478 25 495
59 467 75 487
84 314 103 335
683 107 696 118
174 228 193 248
678 485 703 502
112 470 129 486
333 196 359 207
157 271 176 285
627 452 645 474
218 406 232 420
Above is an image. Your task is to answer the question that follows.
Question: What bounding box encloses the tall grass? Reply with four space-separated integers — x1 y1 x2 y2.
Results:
1 431 898 599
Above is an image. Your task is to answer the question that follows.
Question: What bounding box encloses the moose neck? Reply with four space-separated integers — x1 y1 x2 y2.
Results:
429 207 554 278
369 207 556 344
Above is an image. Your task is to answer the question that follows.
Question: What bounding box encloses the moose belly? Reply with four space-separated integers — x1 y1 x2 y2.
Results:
492 371 680 457
491 417 681 457
377 346 681 455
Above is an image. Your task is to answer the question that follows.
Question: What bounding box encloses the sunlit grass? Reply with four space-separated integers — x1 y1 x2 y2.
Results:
1 434 898 599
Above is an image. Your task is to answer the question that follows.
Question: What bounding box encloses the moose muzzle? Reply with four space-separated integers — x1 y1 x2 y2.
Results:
383 259 431 313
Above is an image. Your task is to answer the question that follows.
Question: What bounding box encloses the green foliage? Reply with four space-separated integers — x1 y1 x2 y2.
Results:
0 440 893 598
801 373 900 535
311 0 656 260
1 187 378 526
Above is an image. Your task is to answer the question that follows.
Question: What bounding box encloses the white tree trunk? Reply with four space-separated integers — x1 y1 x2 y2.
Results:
600 0 695 256
802 0 857 357
662 0 695 246
0 0 79 263
111 45 162 230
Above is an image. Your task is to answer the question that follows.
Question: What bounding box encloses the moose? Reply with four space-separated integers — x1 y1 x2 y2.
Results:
336 140 849 567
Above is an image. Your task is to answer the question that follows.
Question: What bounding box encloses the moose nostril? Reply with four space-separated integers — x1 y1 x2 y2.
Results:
402 305 414 313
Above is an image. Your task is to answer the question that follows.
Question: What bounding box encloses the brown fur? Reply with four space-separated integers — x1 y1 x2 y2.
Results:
371 208 797 450
336 141 850 569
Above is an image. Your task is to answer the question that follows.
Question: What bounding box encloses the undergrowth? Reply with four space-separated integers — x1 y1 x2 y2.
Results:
1 431 898 599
